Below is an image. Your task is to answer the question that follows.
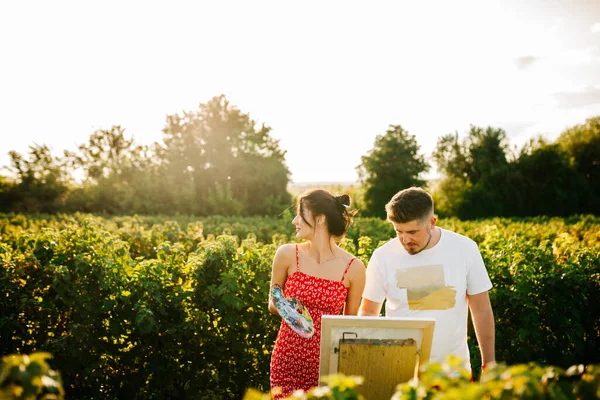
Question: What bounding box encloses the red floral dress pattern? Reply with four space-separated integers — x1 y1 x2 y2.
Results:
270 245 355 398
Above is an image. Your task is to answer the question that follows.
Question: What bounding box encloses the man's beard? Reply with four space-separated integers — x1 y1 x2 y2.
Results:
406 228 432 255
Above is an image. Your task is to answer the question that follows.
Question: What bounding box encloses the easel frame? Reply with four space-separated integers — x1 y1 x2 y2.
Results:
319 316 435 383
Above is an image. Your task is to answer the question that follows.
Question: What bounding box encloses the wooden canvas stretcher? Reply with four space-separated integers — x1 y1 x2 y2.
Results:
320 316 435 400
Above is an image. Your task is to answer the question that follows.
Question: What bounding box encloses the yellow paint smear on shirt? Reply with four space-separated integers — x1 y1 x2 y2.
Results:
408 286 456 310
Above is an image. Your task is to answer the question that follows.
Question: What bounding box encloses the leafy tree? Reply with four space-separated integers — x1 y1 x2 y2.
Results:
467 126 509 184
0 175 18 212
64 125 155 214
5 144 69 212
159 95 291 215
510 143 591 217
433 125 509 184
430 176 472 218
556 116 600 210
67 125 134 183
432 132 469 181
432 126 510 218
357 125 429 218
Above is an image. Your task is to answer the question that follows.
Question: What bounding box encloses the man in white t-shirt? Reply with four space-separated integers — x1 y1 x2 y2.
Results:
358 187 495 372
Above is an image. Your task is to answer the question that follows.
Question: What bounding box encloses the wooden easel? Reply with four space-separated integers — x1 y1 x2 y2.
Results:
320 316 435 400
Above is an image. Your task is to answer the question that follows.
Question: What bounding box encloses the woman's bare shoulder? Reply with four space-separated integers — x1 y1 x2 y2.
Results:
347 255 366 278
275 243 298 259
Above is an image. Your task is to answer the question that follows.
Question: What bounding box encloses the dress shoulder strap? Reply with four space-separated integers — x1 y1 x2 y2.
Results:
341 258 355 282
295 244 300 272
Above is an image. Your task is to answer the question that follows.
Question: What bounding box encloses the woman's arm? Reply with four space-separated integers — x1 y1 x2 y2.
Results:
268 244 293 315
343 259 366 315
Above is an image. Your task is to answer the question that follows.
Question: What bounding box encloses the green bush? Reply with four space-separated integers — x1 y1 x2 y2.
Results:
0 352 64 400
1 214 599 397
245 357 600 399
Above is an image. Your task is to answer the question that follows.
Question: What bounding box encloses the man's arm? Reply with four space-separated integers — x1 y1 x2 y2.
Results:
358 298 383 316
359 250 385 316
467 291 495 367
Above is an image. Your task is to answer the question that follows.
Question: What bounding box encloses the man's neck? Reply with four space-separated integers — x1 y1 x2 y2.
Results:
424 226 442 251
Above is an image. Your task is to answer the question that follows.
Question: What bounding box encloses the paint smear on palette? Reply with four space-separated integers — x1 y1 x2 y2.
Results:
271 284 314 338
395 264 456 310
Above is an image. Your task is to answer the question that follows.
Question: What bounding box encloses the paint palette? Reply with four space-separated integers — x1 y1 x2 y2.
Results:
271 284 314 339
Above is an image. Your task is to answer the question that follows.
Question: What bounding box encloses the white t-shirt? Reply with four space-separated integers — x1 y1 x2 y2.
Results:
362 228 492 371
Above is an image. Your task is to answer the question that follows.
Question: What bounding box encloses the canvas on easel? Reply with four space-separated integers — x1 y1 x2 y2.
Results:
319 316 435 400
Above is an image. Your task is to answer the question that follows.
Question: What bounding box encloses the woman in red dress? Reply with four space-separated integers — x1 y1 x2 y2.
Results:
268 189 366 399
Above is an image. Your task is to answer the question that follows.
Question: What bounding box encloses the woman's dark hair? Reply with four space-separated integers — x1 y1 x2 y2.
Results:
297 189 355 237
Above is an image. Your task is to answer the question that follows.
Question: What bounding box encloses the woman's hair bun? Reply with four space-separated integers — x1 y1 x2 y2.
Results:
335 194 351 207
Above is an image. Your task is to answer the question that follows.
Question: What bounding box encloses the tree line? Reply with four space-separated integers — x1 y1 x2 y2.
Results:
0 96 291 216
1 95 598 219
357 119 599 219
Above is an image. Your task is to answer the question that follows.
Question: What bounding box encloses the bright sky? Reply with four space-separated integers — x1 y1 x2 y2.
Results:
1 1 599 183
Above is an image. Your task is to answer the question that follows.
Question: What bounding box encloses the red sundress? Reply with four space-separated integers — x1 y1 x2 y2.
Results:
270 245 355 398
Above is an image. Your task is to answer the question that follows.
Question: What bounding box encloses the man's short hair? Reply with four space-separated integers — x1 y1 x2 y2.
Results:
385 187 434 223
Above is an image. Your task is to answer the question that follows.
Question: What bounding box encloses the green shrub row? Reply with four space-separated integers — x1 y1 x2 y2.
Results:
3 353 598 400
1 214 598 398
245 356 600 399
